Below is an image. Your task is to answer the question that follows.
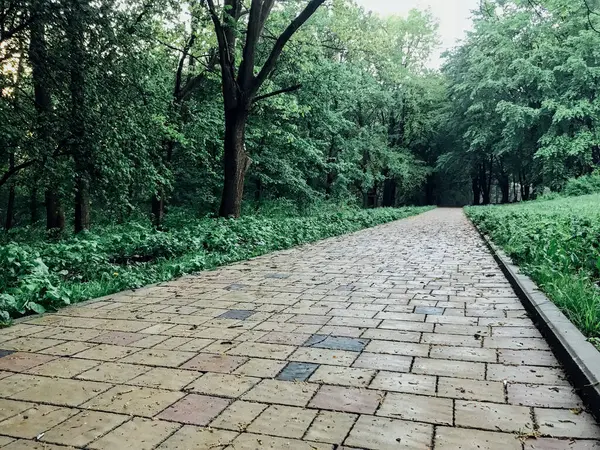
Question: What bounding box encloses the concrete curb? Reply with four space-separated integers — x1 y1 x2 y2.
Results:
471 222 600 420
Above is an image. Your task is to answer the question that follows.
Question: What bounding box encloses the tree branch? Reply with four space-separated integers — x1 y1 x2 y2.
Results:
0 160 36 188
252 83 302 103
251 0 326 97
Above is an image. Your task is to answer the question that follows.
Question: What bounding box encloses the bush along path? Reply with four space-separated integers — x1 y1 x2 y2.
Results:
0 208 598 449
466 194 600 348
0 206 433 325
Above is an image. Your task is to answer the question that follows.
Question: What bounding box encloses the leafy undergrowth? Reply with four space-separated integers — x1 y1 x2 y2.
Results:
0 205 433 326
466 194 600 342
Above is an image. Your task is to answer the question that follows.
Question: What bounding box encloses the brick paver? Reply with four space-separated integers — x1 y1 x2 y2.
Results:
0 208 598 449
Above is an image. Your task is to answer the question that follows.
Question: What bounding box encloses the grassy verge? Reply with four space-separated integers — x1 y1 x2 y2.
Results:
0 205 433 325
466 194 600 347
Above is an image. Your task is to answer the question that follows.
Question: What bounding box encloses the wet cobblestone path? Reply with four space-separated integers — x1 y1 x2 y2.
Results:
0 208 599 449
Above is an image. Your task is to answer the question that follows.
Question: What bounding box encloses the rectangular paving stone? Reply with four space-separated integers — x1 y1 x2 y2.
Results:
308 385 381 414
422 333 482 347
308 365 375 387
0 337 66 352
120 348 196 367
157 425 237 449
276 362 319 381
209 400 268 431
305 410 357 445
218 309 255 320
10 377 112 407
353 352 412 372
438 377 505 403
242 379 318 406
289 347 358 367
455 400 533 433
88 417 181 450
370 372 436 395
429 345 497 363
412 357 486 379
435 426 522 450
365 340 429 357
82 385 184 417
303 335 369 352
90 331 144 346
76 362 151 383
185 373 260 398
0 352 55 371
379 319 434 333
487 364 569 385
258 331 312 346
345 415 433 450
41 410 129 447
508 383 583 408
522 438 600 450
157 394 229 425
72 344 137 361
128 367 201 391
228 341 296 360
228 433 332 450
535 409 600 439
377 392 453 425
42 341 97 356
0 399 33 422
414 306 444 315
233 358 286 378
498 349 560 367
181 353 247 373
361 328 421 343
0 404 79 439
247 405 317 438
26 357 99 378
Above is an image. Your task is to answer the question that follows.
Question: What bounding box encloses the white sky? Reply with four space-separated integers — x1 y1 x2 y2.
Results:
355 0 480 68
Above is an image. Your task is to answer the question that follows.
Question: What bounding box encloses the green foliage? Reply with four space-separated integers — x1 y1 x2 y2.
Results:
0 205 433 325
466 194 600 338
563 171 600 197
439 0 600 204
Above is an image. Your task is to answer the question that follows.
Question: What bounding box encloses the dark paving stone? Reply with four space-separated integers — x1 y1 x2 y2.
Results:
303 335 369 352
276 362 319 381
414 306 445 316
264 273 289 279
0 349 16 358
217 310 255 320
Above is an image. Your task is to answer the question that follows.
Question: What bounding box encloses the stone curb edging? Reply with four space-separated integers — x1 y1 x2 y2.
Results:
471 221 600 420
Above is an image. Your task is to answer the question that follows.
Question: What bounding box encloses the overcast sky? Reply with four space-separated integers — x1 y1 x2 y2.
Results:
354 0 480 68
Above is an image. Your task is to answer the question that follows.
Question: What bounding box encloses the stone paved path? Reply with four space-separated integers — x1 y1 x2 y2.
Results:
0 209 599 450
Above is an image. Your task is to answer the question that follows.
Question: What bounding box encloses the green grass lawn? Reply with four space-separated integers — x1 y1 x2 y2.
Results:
466 195 600 346
0 205 433 326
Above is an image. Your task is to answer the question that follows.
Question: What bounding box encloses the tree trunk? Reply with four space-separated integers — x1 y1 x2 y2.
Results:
5 154 15 231
472 176 480 205
74 169 90 233
219 109 250 218
30 187 38 224
382 178 396 207
68 0 89 233
499 174 510 204
45 190 65 230
425 174 436 205
522 184 531 201
30 1 64 231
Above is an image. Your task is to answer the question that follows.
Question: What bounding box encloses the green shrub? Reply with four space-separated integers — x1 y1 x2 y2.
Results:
0 205 433 326
466 194 600 339
563 171 600 197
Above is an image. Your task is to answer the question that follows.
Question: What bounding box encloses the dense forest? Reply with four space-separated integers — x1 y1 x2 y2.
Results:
1 0 599 232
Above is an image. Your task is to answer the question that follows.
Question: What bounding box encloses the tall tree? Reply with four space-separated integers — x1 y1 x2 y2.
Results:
204 0 327 217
